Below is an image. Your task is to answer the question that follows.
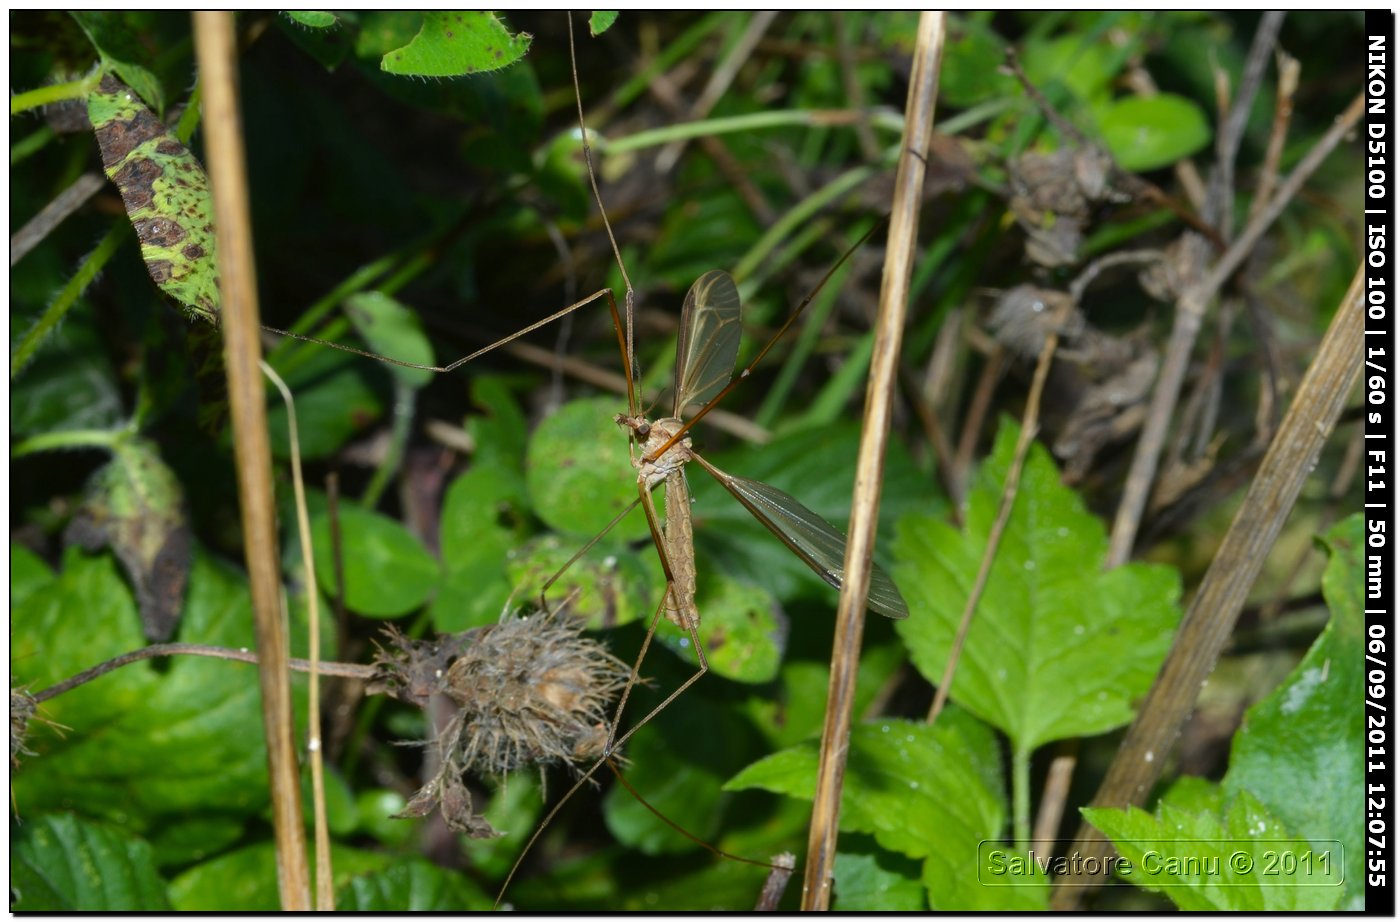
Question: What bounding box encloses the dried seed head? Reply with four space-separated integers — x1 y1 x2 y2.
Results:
11 689 37 766
443 608 628 776
377 610 629 837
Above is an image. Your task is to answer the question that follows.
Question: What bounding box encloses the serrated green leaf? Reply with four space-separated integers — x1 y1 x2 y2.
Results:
525 397 643 540
65 437 190 641
1084 792 1345 911
310 503 440 617
344 291 436 389
338 860 492 910
726 714 1004 867
87 74 218 322
285 10 337 29
381 12 532 77
589 11 619 37
11 814 170 911
893 419 1182 753
1222 514 1364 909
1097 94 1211 171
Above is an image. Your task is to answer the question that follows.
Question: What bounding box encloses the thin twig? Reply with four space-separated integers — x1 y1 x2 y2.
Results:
31 643 375 704
11 172 105 267
1250 49 1300 223
191 11 310 910
927 294 1074 725
802 12 944 911
951 349 1007 505
1105 91 1365 566
1208 11 1285 233
1054 264 1364 909
756 852 797 911
1033 744 1078 845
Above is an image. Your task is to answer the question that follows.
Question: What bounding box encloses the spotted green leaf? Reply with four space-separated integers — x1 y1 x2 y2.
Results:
64 437 191 641
87 75 218 322
380 12 532 77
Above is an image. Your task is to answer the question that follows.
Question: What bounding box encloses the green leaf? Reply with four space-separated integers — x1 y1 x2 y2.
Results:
338 860 492 910
344 291 436 389
726 714 1005 881
430 461 527 632
11 541 54 608
87 74 219 322
525 397 643 540
381 12 532 77
310 503 440 617
11 814 169 911
71 12 165 113
833 838 926 910
1084 792 1345 911
169 842 390 911
1221 514 1364 909
742 642 905 749
1020 33 1120 107
589 12 619 37
504 533 654 631
65 437 191 641
1097 94 1211 171
464 375 529 473
940 17 1016 109
668 571 782 684
893 419 1182 753
284 10 338 29
10 550 330 864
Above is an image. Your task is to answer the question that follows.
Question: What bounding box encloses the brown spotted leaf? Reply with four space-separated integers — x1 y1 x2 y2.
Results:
65 437 192 641
87 74 219 322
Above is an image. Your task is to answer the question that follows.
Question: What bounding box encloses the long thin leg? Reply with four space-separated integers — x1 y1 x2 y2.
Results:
535 495 643 615
496 482 709 907
262 287 638 417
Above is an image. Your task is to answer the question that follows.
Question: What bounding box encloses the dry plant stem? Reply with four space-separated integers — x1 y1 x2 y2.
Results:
756 852 798 911
1209 11 1285 233
1033 744 1078 845
1105 91 1365 566
261 361 334 910
1251 51 1300 223
1053 265 1364 910
191 12 310 910
10 172 105 267
801 11 944 911
32 643 376 705
952 349 1007 505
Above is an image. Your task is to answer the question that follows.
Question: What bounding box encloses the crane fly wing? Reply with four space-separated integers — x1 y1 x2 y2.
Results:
694 457 910 619
674 270 742 416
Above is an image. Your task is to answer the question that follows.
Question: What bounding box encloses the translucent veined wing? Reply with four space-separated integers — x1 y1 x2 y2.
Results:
692 456 910 619
673 270 743 416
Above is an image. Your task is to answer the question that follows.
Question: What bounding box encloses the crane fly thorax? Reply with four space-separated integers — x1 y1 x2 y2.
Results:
616 413 691 489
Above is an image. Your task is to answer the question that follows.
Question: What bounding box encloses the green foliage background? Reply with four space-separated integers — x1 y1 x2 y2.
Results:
10 11 1365 911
